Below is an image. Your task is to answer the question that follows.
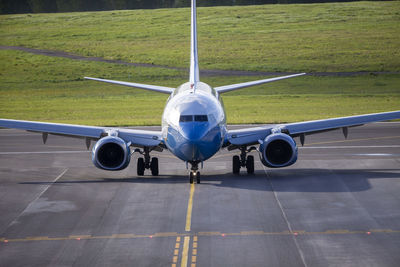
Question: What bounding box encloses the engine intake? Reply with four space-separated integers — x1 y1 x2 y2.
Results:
92 136 131 171
259 133 297 168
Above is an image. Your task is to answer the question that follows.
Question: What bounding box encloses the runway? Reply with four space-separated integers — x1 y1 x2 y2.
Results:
0 123 399 266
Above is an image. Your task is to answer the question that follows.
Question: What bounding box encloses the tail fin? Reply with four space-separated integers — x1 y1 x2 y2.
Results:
189 0 200 88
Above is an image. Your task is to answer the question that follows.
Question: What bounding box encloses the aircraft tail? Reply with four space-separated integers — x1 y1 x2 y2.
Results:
189 0 200 88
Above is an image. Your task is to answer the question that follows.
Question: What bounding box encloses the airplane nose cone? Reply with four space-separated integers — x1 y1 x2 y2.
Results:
179 122 208 140
166 123 222 162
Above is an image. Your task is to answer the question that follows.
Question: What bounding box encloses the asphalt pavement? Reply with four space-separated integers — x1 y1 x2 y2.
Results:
0 123 399 266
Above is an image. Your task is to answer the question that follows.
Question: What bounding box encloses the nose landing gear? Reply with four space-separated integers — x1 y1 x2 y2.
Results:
189 171 200 184
188 161 201 184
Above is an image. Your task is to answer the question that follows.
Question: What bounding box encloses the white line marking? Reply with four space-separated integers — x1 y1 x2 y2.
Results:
301 145 400 149
263 166 308 267
0 145 398 155
351 153 400 156
0 151 89 155
4 168 68 229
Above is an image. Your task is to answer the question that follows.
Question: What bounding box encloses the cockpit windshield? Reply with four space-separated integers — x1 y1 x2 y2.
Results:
179 115 208 122
179 115 193 122
194 115 208 122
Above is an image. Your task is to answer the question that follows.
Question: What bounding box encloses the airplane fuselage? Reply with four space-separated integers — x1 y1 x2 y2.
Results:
162 82 227 163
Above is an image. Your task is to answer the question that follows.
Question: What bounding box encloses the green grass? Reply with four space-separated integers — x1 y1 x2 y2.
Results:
1 1 400 72
0 50 399 126
1 2 399 126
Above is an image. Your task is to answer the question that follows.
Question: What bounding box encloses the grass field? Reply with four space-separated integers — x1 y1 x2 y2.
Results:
0 2 399 125
1 1 400 72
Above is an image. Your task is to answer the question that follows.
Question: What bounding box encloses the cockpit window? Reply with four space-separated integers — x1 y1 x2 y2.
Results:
194 115 208 122
179 115 193 122
180 115 208 122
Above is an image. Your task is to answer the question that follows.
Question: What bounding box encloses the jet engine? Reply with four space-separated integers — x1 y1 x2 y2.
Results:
259 133 298 168
92 136 131 171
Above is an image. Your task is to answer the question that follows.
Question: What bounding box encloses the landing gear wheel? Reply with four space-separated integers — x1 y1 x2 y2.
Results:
196 172 201 184
233 155 240 174
189 172 194 184
137 158 145 176
150 157 159 176
246 155 254 174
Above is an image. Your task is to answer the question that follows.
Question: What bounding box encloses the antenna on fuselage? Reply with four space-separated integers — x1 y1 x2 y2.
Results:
189 0 200 89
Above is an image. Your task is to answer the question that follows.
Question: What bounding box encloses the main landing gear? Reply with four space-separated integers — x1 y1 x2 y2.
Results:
188 161 201 184
232 146 256 174
135 147 159 176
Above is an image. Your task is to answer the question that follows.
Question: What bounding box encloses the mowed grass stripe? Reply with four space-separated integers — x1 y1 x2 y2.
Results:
0 2 399 72
1 2 399 126
0 50 399 126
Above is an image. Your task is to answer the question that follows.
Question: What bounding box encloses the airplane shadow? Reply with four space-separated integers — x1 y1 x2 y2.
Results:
205 168 400 192
19 168 400 193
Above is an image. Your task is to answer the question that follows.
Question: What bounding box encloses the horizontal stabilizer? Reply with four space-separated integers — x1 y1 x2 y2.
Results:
215 73 306 93
85 77 174 94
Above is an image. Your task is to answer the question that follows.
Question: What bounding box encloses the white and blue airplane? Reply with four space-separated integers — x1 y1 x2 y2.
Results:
1 0 399 183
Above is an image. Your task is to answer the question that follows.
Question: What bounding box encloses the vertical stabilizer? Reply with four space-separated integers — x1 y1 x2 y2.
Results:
189 0 200 88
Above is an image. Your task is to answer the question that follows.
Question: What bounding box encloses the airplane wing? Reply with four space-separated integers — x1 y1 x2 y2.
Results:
0 119 163 148
226 110 400 146
84 77 174 94
215 73 306 93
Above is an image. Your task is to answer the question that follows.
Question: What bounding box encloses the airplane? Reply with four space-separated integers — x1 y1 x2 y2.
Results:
1 0 399 184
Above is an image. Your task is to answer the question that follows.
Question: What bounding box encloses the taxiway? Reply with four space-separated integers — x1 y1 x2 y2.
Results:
0 123 399 266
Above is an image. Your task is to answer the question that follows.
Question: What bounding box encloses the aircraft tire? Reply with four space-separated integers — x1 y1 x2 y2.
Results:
150 157 159 176
189 172 194 184
196 172 200 184
246 155 254 174
233 155 240 174
137 158 145 176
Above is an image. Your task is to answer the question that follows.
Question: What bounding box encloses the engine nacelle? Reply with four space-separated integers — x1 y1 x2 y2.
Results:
259 133 298 168
92 136 131 171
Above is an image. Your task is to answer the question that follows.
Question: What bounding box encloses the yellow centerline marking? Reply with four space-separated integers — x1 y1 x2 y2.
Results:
185 183 195 232
181 236 190 267
173 183 196 267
